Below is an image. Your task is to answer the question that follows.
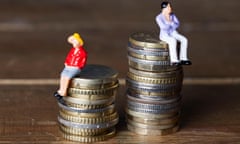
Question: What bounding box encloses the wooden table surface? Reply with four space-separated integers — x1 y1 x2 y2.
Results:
0 0 239 143
0 83 239 144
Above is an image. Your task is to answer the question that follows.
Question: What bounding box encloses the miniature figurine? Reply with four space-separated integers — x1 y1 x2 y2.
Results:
54 33 87 100
156 1 191 66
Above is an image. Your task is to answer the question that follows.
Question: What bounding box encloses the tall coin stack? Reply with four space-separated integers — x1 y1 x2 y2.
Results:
126 32 183 135
57 64 119 142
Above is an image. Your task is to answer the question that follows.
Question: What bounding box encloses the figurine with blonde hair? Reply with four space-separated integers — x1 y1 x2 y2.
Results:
54 33 87 99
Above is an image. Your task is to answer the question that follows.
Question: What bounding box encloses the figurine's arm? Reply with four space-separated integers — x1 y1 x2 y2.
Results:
155 15 171 31
170 14 180 31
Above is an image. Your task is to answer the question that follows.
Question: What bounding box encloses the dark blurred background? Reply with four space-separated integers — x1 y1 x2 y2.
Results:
0 0 239 78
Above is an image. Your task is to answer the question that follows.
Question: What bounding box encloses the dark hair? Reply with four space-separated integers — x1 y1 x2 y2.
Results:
161 1 170 9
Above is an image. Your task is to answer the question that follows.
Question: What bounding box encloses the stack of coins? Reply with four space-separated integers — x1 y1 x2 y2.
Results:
126 32 183 135
57 64 119 142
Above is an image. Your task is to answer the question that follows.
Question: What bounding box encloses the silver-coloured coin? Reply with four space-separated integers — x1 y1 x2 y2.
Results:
127 91 181 102
128 56 170 66
127 104 180 114
128 42 168 52
127 46 169 57
127 101 181 111
128 59 179 72
70 64 118 87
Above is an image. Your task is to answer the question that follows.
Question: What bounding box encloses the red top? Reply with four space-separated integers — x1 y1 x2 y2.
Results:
64 46 87 69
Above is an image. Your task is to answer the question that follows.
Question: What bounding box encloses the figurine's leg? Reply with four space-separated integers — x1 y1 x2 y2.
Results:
161 36 178 63
171 31 188 60
58 76 70 96
57 66 81 96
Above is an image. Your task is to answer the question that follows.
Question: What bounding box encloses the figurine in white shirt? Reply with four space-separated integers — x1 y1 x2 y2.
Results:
156 1 191 65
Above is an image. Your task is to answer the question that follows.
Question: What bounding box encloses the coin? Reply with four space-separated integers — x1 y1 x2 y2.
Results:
126 113 180 125
67 83 118 96
127 92 181 104
128 56 170 66
63 95 115 105
59 107 115 118
58 101 115 113
126 78 180 91
58 116 118 129
128 51 169 61
129 32 168 49
127 104 180 114
127 123 179 136
128 67 183 79
127 119 176 130
70 80 118 90
128 44 169 56
59 124 108 136
59 110 118 124
127 72 179 84
128 59 179 72
126 108 178 119
127 99 181 111
63 101 110 109
127 87 180 97
70 64 118 86
68 92 117 100
61 127 116 142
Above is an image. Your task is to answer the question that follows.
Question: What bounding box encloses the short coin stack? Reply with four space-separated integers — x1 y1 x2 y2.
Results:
57 64 119 142
126 32 183 135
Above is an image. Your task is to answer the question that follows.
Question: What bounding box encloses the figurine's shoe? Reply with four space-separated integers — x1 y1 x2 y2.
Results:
53 92 63 101
171 62 181 66
181 60 192 65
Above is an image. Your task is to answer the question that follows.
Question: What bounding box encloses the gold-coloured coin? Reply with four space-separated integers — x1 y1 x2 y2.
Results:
128 67 183 79
127 119 176 130
67 92 117 100
129 32 168 49
59 110 119 124
70 80 119 90
61 128 116 142
63 95 115 105
127 72 179 84
67 83 118 96
59 124 107 136
127 123 179 136
64 101 110 109
70 93 116 100
126 113 180 125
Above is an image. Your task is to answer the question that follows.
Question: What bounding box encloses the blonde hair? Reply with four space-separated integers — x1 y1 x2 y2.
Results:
73 33 84 46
